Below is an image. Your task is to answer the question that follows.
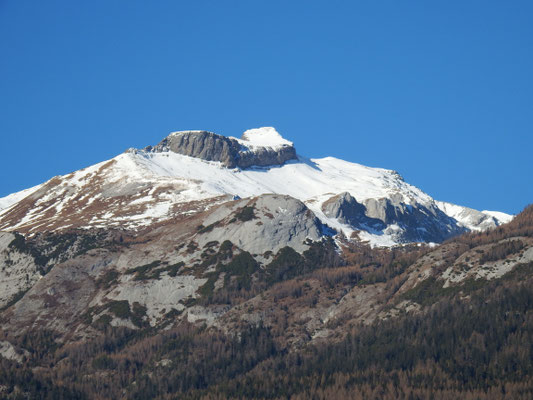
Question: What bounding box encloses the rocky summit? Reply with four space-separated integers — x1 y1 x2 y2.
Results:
148 127 298 169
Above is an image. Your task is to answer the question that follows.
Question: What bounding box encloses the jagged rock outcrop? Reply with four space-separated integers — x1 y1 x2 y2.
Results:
322 192 385 230
237 145 297 169
323 192 466 243
150 131 241 167
148 129 297 169
435 201 506 231
364 195 466 243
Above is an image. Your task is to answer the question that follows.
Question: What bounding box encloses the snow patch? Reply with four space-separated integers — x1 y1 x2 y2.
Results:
0 184 43 212
436 200 513 231
237 127 293 149
482 210 514 224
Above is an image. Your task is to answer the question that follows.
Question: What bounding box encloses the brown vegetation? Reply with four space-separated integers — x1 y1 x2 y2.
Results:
0 205 532 399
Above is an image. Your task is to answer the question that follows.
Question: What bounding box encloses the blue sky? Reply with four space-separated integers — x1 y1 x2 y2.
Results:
1 1 531 214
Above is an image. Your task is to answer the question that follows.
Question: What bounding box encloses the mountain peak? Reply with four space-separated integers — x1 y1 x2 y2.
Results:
239 127 293 148
150 128 297 169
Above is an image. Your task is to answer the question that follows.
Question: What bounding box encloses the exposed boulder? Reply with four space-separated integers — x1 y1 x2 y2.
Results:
364 194 410 225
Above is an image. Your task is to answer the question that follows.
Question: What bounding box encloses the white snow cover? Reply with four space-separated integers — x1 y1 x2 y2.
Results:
482 210 514 224
236 127 293 149
120 150 435 246
133 151 428 205
0 184 42 212
436 201 512 231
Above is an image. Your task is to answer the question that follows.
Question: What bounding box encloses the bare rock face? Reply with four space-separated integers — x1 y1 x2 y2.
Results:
151 131 242 167
237 145 297 169
365 195 466 243
0 232 42 309
197 194 328 256
322 192 385 230
149 129 297 169
323 192 466 243
0 193 334 337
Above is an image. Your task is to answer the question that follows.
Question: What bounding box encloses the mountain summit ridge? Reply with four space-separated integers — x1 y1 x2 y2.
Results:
147 126 297 169
0 127 512 246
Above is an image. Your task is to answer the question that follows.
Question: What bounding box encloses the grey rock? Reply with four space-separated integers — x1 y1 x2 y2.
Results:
322 192 385 230
197 194 329 256
436 201 504 231
6 252 111 334
152 131 241 167
0 232 41 309
322 192 466 243
237 145 297 169
364 196 466 243
150 130 297 169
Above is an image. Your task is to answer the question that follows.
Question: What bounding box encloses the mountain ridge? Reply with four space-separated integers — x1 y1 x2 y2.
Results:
0 127 511 247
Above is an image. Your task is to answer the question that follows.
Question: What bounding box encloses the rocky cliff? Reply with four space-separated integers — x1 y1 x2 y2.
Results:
148 127 297 169
322 192 466 243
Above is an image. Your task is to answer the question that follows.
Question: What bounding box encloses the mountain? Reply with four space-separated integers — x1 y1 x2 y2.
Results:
1 127 529 399
436 200 513 231
0 126 514 335
0 201 530 399
0 127 511 247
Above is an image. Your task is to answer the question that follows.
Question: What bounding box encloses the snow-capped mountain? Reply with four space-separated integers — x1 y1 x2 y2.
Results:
436 201 514 232
0 128 528 400
0 127 512 246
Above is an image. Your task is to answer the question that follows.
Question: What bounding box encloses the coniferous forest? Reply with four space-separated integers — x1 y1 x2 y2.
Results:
1 205 532 399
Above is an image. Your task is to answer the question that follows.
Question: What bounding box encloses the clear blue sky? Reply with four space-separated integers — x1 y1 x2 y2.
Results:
1 1 532 214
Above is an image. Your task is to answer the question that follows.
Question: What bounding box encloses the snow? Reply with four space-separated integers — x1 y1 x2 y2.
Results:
236 127 293 149
357 230 399 247
435 201 465 219
168 130 211 138
134 151 430 207
116 150 436 246
436 200 513 231
482 210 514 224
0 184 42 212
0 142 492 247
